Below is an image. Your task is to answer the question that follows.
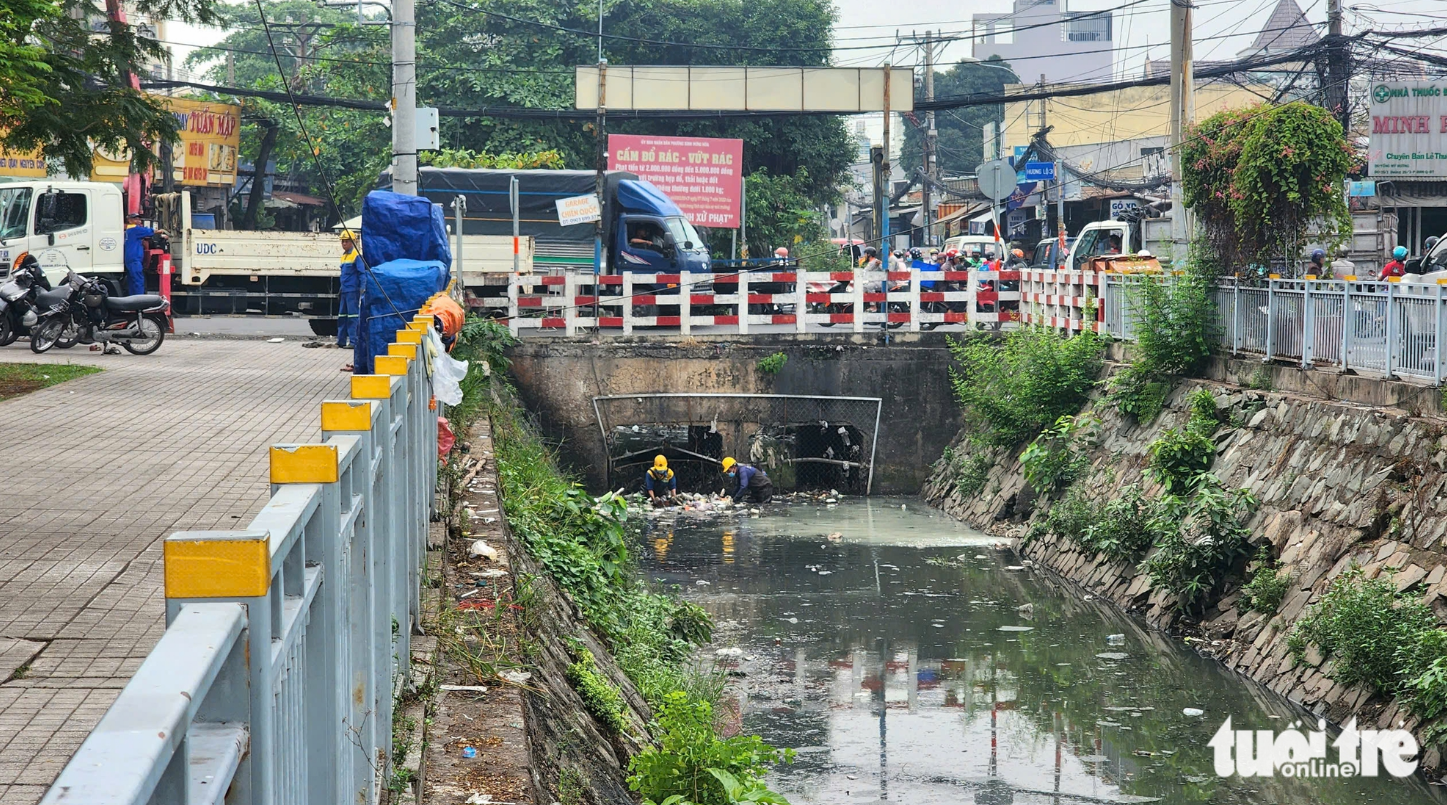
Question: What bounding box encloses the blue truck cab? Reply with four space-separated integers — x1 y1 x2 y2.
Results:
613 180 710 275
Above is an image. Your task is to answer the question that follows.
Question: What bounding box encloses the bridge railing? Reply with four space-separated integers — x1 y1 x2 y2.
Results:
1105 273 1447 383
504 269 1027 335
41 318 439 805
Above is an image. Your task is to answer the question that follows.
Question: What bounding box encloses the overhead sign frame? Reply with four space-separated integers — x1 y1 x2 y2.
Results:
575 66 915 113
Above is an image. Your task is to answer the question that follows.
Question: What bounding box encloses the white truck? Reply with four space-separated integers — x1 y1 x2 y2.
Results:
0 180 531 315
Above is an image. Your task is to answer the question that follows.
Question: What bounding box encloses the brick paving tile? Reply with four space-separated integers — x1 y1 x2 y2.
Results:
0 340 347 803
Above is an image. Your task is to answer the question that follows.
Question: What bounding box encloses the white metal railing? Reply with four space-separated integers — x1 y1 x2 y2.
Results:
1107 275 1447 383
41 317 440 805
503 269 1034 335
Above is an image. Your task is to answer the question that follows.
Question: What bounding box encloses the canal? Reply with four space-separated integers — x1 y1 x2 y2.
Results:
637 497 1447 804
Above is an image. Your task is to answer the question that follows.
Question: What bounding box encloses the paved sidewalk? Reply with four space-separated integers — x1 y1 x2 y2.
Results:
0 340 350 804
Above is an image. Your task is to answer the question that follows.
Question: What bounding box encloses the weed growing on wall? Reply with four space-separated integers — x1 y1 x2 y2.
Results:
756 352 788 375
1240 545 1291 614
1110 263 1216 423
1020 414 1098 495
1140 477 1257 613
566 649 630 737
628 692 793 805
948 328 1103 447
1079 486 1159 563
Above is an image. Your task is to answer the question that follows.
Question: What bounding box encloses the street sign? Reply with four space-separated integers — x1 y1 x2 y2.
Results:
555 194 601 226
1348 180 1377 197
1023 161 1055 181
975 159 1018 202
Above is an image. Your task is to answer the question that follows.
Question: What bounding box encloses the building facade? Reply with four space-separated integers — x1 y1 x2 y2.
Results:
972 0 1113 85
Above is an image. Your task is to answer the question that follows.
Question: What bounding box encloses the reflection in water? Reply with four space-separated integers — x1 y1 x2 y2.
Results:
638 498 1447 805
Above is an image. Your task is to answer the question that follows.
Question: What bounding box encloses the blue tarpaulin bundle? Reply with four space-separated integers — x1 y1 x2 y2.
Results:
361 191 452 267
352 259 449 374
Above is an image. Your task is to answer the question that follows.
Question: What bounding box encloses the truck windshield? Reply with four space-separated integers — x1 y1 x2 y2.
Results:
665 217 703 249
0 187 31 242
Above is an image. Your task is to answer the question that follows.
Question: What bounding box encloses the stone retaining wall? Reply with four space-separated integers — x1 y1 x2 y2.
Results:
923 373 1447 768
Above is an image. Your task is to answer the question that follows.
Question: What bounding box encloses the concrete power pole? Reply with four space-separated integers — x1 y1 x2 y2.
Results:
1324 0 1350 133
923 32 937 248
1168 0 1195 247
392 0 417 195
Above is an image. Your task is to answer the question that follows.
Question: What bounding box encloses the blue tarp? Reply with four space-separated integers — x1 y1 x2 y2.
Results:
616 179 682 217
361 191 452 267
352 259 449 375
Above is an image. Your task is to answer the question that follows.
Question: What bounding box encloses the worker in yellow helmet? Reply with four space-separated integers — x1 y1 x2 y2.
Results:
721 456 772 504
645 455 677 506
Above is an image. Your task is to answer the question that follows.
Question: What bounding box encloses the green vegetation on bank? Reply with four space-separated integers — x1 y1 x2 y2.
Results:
452 319 792 805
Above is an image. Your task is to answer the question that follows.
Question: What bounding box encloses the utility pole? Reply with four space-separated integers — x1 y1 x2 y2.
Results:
392 0 417 195
923 33 937 248
881 62 892 256
1168 0 1194 247
1324 0 1350 133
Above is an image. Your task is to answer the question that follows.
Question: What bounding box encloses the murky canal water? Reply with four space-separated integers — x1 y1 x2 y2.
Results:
637 497 1447 805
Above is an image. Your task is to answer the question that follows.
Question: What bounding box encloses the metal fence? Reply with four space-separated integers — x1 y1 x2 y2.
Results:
41 317 440 805
592 393 883 495
1108 275 1447 383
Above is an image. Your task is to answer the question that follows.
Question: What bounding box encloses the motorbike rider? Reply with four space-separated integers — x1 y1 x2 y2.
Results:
1379 245 1409 281
1307 248 1328 278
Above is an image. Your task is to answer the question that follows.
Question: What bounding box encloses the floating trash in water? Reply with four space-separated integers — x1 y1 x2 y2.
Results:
1095 652 1129 660
974 554 988 560
695 580 710 586
817 570 832 575
1182 707 1205 717
783 617 798 624
826 532 843 542
998 625 1034 632
715 647 744 658
1105 633 1126 646
1004 565 1026 571
461 746 477 759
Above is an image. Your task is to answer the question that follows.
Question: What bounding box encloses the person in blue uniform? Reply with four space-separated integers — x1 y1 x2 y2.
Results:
123 214 160 296
645 455 678 505
336 232 362 349
721 456 772 504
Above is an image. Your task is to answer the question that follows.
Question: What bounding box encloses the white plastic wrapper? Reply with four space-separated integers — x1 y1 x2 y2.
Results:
431 348 470 406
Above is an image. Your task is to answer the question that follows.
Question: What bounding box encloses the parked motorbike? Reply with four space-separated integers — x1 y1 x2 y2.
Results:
30 270 169 355
0 254 69 347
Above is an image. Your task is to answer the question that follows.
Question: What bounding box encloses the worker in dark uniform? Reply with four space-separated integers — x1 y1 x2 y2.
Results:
721 456 772 504
645 455 678 505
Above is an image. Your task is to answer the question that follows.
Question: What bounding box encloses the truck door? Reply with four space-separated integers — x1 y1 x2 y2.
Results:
616 216 673 274
33 189 93 281
1069 223 1128 271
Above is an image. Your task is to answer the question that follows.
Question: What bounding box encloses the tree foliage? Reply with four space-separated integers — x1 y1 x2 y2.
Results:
190 0 854 222
948 328 1103 448
1181 102 1352 267
2 0 220 176
901 59 1018 176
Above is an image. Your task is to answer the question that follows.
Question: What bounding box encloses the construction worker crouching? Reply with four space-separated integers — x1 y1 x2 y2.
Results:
721 456 772 504
645 455 678 506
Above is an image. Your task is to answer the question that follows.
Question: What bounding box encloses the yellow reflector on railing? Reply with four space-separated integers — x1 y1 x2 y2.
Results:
269 444 339 484
321 400 374 432
396 329 424 345
374 355 409 376
388 343 418 359
165 532 270 598
351 374 395 398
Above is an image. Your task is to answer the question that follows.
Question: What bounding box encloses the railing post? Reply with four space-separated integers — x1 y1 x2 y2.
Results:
1387 279 1398 379
852 270 865 334
564 273 578 336
1433 282 1445 384
738 269 750 335
680 270 692 335
507 274 520 337
321 398 382 802
164 530 273 803
1342 281 1353 374
1265 279 1277 362
795 270 806 334
622 272 635 335
908 268 921 333
267 441 345 805
1302 279 1314 368
1232 281 1241 354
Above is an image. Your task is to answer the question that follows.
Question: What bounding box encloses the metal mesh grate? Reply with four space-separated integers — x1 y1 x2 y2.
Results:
592 393 884 495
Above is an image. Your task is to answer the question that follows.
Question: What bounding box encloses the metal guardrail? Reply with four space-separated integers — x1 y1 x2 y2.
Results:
1105 274 1447 384
41 316 440 805
504 269 1026 335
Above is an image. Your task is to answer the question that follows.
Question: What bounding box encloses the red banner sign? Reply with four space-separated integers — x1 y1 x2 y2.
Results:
608 134 743 229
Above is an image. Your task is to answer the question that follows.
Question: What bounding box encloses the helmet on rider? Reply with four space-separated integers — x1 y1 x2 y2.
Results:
1428 236 1441 251
1310 248 1326 264
863 247 878 257
1010 248 1024 259
774 247 789 258
1394 245 1409 260
908 248 922 260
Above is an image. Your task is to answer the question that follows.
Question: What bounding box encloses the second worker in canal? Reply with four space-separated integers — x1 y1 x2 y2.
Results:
721 457 773 504
645 455 678 506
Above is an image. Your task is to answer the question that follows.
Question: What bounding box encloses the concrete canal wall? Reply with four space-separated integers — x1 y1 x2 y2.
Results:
924 357 1447 769
508 334 962 494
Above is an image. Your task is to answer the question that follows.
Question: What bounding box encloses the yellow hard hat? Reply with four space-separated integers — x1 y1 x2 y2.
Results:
653 455 667 471
721 457 736 471
340 230 356 243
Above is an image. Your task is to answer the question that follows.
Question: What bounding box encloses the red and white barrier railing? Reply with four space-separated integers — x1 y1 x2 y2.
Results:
502 269 1115 337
